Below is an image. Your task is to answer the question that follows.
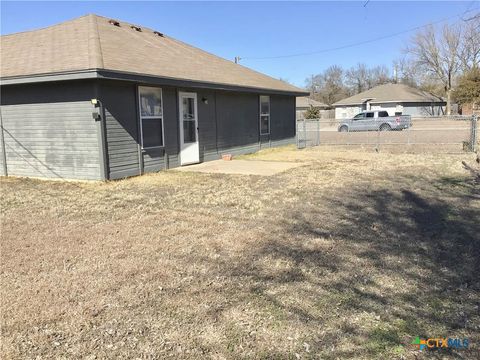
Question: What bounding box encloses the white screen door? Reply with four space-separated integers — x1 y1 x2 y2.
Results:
178 92 200 165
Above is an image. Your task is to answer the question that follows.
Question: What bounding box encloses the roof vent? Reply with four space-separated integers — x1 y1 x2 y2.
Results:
153 31 164 37
108 19 120 27
130 25 142 32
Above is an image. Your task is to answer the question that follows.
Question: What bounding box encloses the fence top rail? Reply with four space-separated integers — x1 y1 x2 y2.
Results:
297 115 475 123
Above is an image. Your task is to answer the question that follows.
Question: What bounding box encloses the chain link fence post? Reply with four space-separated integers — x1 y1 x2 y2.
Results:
407 117 411 147
471 114 478 152
304 119 307 147
296 121 298 148
297 119 307 149
296 120 302 149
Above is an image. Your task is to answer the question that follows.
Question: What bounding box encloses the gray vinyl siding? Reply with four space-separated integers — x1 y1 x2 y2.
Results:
143 148 166 172
271 95 296 140
196 89 217 162
215 91 259 150
202 92 295 158
271 137 295 147
100 84 290 177
1 80 96 105
100 82 180 178
100 82 140 179
0 79 297 180
0 101 101 180
202 137 295 161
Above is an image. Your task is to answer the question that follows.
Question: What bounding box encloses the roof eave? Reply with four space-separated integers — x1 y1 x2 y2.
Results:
0 69 100 85
97 69 309 96
1 69 309 96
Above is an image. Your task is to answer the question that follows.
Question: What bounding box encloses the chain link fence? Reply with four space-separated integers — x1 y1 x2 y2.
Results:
297 115 478 152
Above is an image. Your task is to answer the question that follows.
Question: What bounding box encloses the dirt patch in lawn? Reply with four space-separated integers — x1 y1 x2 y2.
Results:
1 146 479 359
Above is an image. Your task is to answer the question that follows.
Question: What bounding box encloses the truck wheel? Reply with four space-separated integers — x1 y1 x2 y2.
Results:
379 124 391 131
339 126 348 132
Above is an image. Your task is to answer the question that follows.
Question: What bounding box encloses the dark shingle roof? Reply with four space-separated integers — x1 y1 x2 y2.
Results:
1 14 307 94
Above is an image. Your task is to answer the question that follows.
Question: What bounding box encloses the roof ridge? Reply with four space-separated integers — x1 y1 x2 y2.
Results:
0 14 92 37
89 12 299 92
87 14 104 69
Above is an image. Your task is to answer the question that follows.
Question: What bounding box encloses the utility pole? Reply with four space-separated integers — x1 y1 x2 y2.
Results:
311 74 316 96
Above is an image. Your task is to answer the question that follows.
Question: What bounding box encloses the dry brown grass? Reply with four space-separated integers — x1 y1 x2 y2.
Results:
1 146 479 359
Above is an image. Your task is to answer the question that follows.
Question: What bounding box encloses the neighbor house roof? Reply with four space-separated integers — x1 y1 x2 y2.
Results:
1 14 307 95
296 96 328 109
333 83 445 106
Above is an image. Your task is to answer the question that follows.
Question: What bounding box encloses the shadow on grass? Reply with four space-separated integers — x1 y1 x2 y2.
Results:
206 175 480 358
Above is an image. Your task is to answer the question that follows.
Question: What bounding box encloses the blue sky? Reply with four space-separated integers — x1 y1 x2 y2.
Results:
1 1 477 87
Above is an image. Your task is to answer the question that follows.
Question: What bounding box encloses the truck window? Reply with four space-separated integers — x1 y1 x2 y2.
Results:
353 113 364 120
378 111 389 117
365 112 374 118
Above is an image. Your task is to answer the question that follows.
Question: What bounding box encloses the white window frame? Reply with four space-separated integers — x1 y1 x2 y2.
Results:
138 86 165 149
259 95 270 135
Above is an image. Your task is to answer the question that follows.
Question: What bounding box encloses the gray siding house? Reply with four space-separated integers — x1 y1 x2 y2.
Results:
333 83 446 119
0 14 307 180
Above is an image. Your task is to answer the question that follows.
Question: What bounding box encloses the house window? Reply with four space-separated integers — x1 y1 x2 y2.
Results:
260 95 270 135
138 86 164 148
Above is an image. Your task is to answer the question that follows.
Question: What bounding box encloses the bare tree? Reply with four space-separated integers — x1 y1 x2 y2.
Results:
305 65 348 106
459 17 480 71
345 63 369 94
393 58 419 86
345 63 391 94
368 65 391 87
393 57 446 97
306 63 394 105
406 24 462 115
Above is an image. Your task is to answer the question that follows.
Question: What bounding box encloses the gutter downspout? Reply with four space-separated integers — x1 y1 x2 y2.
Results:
94 83 109 180
98 100 109 180
135 85 144 175
214 91 219 157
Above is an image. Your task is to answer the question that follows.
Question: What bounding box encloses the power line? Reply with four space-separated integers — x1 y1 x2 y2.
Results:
461 0 479 21
240 7 480 61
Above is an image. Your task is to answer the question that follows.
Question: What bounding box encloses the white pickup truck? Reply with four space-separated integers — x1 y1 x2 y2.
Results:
338 110 412 132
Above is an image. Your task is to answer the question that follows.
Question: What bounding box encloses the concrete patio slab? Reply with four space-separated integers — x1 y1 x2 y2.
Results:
173 159 304 176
